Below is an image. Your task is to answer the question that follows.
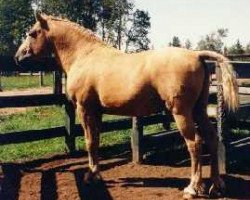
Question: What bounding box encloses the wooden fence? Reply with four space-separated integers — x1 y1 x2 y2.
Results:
0 55 250 172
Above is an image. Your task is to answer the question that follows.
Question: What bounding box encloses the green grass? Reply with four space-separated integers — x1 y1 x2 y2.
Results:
0 106 65 133
0 73 53 90
0 106 165 162
1 105 248 163
0 106 66 162
231 128 250 136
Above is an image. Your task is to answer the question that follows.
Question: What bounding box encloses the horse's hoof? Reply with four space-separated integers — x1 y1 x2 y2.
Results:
196 183 206 196
84 170 102 185
183 192 195 199
183 185 197 199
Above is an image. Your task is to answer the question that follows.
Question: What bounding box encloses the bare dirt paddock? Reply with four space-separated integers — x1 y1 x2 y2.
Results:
1 148 250 200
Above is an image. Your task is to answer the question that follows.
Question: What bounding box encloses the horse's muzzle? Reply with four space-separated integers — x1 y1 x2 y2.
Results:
14 51 32 65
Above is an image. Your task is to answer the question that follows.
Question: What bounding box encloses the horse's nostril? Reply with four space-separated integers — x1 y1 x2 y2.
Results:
27 48 32 54
22 49 27 54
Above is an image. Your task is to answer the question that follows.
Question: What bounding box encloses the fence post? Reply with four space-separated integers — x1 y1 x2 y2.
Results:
0 72 2 92
131 117 143 164
162 111 170 130
39 71 44 87
53 71 62 95
216 66 229 174
65 99 76 153
64 74 76 153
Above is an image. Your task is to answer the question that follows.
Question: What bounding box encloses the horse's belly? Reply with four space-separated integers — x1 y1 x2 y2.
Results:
100 90 165 116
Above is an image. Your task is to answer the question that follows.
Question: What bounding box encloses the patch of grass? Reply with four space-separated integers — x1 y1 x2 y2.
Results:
0 138 65 162
0 106 65 133
231 128 250 136
1 73 53 90
144 124 165 135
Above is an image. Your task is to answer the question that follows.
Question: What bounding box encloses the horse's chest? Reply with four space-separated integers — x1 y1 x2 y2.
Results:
66 72 91 102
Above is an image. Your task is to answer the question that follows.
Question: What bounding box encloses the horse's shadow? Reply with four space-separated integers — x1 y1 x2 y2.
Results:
119 176 189 190
74 168 113 200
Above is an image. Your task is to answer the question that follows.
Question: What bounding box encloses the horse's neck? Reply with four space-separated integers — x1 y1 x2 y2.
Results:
49 23 102 73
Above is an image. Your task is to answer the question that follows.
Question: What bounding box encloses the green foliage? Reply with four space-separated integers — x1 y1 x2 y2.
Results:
184 39 192 49
196 28 228 53
39 0 135 47
39 0 100 30
97 0 151 51
125 9 151 52
228 39 245 55
245 43 250 54
0 0 151 54
99 0 134 49
169 36 181 47
0 0 34 54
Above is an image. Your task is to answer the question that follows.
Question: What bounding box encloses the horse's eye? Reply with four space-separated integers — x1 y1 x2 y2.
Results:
28 30 37 38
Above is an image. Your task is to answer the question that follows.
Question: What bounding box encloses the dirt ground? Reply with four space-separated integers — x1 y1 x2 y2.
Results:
0 149 249 200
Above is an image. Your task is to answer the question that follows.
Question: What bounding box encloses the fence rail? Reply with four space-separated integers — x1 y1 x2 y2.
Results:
0 55 250 170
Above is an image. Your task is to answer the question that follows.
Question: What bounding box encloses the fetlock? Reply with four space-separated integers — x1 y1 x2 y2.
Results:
84 169 102 184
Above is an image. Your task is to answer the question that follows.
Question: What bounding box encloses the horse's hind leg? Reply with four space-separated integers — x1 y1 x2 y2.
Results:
77 104 102 184
173 112 204 199
194 109 225 197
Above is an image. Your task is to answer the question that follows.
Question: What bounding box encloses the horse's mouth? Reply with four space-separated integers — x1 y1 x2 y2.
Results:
14 53 33 65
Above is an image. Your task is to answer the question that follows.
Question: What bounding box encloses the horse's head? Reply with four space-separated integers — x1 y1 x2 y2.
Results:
15 12 51 64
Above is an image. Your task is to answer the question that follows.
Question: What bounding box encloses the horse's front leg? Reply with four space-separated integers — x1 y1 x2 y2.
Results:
77 104 102 184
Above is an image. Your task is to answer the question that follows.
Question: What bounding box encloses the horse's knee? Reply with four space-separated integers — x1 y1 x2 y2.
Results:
186 139 202 157
85 137 99 152
85 139 93 152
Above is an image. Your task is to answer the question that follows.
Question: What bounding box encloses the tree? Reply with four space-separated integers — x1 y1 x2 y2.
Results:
228 39 245 55
39 0 100 30
0 0 150 55
97 0 151 52
169 36 181 47
125 9 151 52
102 0 134 49
97 0 114 41
0 0 34 55
184 39 192 49
196 28 228 53
38 0 137 50
245 42 250 54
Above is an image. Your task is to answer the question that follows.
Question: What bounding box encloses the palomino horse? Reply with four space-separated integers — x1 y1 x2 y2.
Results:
15 13 238 198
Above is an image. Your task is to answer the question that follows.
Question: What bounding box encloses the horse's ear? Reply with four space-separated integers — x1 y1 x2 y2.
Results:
35 11 48 29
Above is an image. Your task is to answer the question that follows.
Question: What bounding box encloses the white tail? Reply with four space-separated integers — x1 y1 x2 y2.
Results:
199 50 239 111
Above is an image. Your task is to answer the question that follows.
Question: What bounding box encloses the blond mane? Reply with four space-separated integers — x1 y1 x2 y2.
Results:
46 15 104 45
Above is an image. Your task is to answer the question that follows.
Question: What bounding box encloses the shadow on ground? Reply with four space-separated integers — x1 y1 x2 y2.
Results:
0 141 249 199
0 143 130 200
